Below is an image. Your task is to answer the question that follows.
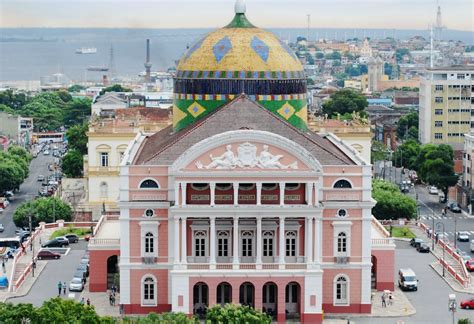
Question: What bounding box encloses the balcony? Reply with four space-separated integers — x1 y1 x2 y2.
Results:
88 166 120 175
88 214 120 250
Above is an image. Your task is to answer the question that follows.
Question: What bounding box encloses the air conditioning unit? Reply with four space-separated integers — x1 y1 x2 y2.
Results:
335 256 349 264
142 256 156 264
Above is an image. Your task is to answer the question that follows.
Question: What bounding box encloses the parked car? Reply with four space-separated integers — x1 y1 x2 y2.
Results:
428 186 439 195
460 298 474 309
55 237 70 246
74 270 87 284
76 263 89 277
447 202 462 213
416 243 430 253
64 234 79 243
457 231 470 242
465 259 474 272
0 223 4 232
42 239 67 248
68 277 84 292
43 150 50 155
398 268 418 291
37 250 61 260
37 175 45 182
410 238 424 248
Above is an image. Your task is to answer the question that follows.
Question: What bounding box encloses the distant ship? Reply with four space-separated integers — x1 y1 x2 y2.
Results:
87 66 109 72
75 47 97 54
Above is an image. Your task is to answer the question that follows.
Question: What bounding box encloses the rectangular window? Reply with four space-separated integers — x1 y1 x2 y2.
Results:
242 238 253 257
218 237 228 257
195 238 206 257
100 152 109 167
435 97 443 103
434 133 443 139
285 236 296 257
145 235 154 253
434 121 443 127
457 74 465 79
435 85 443 91
263 237 273 257
435 109 443 115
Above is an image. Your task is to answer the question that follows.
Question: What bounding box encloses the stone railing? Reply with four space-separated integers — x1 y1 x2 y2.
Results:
371 216 391 238
372 238 395 246
89 238 120 246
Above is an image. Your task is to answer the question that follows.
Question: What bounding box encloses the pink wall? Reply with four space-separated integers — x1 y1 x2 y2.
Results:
89 249 120 292
372 249 395 291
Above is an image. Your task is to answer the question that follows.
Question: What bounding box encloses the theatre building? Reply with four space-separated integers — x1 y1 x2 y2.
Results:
88 2 395 323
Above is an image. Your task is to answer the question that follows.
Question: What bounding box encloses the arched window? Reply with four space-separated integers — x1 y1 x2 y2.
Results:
142 276 156 306
262 231 274 257
145 232 154 254
217 231 230 257
140 179 159 189
333 179 352 189
334 275 349 305
100 182 108 198
337 232 347 253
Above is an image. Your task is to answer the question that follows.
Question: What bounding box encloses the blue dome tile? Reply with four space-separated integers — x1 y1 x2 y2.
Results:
251 36 269 62
213 36 232 63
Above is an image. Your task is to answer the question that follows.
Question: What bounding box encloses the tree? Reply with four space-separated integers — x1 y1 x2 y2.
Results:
13 197 73 228
322 89 368 117
0 147 31 193
397 112 419 139
64 98 91 127
0 89 28 111
372 180 417 220
123 312 197 324
392 140 421 170
66 124 88 155
315 52 324 59
62 149 83 178
371 141 389 164
99 84 132 95
395 48 411 63
325 51 341 60
68 84 86 93
205 304 272 324
384 62 393 76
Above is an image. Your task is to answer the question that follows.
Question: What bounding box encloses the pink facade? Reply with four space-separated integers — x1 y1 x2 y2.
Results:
88 97 395 323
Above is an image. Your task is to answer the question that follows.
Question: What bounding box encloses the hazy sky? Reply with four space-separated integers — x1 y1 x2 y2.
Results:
1 0 473 31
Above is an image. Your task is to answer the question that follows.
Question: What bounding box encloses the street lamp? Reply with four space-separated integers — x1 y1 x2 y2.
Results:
448 294 457 324
436 221 446 277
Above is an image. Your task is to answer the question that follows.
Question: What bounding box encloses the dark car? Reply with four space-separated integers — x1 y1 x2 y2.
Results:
42 239 67 248
77 263 89 277
55 237 70 246
74 270 87 284
460 298 474 309
416 243 430 253
410 238 424 248
466 260 474 272
37 250 61 260
64 234 79 243
447 202 462 213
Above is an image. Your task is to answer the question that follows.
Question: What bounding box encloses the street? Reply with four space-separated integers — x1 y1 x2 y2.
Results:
0 153 54 237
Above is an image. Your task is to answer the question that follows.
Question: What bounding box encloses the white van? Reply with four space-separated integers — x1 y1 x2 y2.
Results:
470 240 474 253
398 268 418 291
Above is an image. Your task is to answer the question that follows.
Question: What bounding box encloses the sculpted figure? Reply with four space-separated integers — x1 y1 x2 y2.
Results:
198 145 236 169
257 145 297 169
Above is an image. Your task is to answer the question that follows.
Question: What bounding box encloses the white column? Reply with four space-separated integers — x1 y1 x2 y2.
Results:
209 216 216 267
306 217 313 264
174 182 180 206
314 218 321 264
181 217 187 264
232 216 239 268
173 217 180 264
233 182 239 206
307 182 313 206
210 182 216 206
181 182 187 206
256 216 262 268
256 182 262 206
279 216 285 268
279 182 286 206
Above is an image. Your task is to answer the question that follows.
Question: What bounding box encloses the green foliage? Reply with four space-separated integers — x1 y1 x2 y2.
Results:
458 319 473 324
64 98 91 127
13 197 72 228
387 226 416 238
322 89 368 117
384 62 393 76
61 149 83 178
372 179 417 220
371 141 389 163
325 51 341 60
315 52 324 59
66 123 88 155
395 48 411 63
0 103 16 114
392 140 421 170
205 304 271 324
0 146 31 193
50 226 92 239
397 112 419 139
344 64 368 77
100 84 132 95
0 90 28 110
68 84 86 92
306 78 315 86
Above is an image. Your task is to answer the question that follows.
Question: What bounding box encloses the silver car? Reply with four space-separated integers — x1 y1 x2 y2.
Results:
69 277 84 292
0 223 4 232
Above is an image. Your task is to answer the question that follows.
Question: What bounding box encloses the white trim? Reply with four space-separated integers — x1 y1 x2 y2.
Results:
332 221 352 257
119 208 130 259
331 178 354 189
119 268 130 304
138 177 161 189
140 221 160 257
170 130 324 174
333 274 350 306
141 274 158 307
361 266 371 304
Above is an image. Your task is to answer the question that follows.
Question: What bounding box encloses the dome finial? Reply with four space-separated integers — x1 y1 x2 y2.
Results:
235 0 246 14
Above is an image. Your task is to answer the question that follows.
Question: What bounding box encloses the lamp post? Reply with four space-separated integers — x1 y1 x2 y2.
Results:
448 294 457 324
436 221 446 277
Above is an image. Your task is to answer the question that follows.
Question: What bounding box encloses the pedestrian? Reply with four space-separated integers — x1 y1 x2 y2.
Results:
1 259 5 274
441 208 446 217
389 293 393 306
381 294 386 308
111 285 116 295
109 293 113 306
86 298 91 306
63 282 66 295
57 281 62 296
111 294 116 306
80 297 85 305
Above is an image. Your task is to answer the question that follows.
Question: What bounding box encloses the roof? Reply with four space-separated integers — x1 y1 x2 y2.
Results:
134 95 355 166
426 65 474 72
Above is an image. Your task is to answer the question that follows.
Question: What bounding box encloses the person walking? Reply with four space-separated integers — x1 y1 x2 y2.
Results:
389 293 393 306
57 281 62 296
80 297 85 305
1 259 5 274
381 294 386 308
86 298 91 306
109 293 113 306
63 282 66 295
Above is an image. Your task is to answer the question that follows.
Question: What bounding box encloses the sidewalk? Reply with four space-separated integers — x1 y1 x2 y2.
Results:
80 282 120 317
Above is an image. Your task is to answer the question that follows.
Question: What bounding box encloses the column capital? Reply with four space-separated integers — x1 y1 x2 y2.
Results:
209 182 216 188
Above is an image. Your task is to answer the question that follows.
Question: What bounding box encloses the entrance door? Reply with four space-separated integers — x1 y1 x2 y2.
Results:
239 282 255 307
262 283 277 316
285 283 299 315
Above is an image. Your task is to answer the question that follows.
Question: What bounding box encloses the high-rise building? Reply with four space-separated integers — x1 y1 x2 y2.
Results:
419 66 474 150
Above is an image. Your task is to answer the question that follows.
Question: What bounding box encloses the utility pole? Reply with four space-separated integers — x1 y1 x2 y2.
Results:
454 214 457 249
432 212 435 251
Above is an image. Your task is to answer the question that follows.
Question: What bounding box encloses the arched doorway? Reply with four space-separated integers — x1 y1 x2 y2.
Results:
285 282 301 319
217 282 232 306
262 282 277 318
193 282 208 318
371 255 377 289
106 255 118 290
239 282 255 307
